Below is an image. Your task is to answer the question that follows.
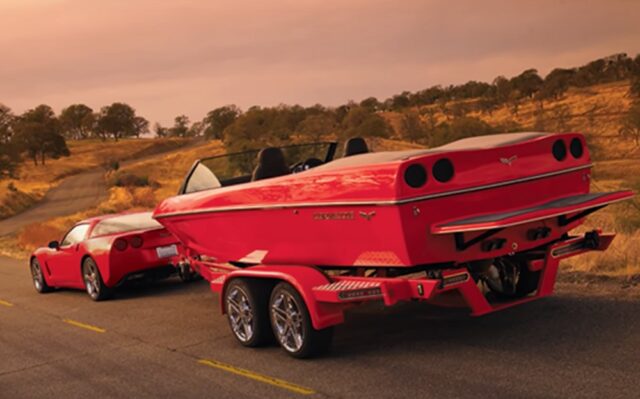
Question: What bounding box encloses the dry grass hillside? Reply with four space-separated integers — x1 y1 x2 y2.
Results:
1 83 638 277
383 80 640 276
0 138 188 219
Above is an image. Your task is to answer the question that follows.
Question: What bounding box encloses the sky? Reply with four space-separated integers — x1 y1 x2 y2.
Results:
1 0 639 125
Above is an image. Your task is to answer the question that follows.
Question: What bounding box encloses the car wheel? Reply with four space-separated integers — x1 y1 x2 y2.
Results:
225 279 272 347
82 258 113 301
269 282 333 358
30 258 53 293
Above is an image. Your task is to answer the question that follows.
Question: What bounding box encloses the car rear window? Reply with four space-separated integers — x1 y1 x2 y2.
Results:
90 212 162 237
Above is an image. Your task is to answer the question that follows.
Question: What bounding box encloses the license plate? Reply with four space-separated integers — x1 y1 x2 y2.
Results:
156 244 178 259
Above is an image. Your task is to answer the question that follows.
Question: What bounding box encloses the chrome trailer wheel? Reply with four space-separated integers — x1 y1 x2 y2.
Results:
269 282 333 358
224 279 272 347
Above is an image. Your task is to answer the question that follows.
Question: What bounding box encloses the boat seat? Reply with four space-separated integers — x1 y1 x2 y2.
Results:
344 137 369 156
252 147 290 181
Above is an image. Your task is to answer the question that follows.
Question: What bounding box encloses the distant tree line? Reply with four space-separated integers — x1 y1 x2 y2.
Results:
381 53 640 113
2 53 640 179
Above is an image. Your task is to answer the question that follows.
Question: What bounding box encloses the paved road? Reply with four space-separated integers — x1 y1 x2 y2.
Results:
0 170 107 236
1 256 639 399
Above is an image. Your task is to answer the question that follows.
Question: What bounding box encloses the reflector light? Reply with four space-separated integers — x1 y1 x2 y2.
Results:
337 287 382 300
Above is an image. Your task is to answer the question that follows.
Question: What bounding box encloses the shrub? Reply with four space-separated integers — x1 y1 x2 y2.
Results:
110 171 150 187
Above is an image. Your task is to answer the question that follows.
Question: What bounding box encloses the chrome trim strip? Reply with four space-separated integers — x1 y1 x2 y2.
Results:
154 164 592 219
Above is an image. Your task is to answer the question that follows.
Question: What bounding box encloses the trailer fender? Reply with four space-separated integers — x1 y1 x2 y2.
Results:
216 265 345 330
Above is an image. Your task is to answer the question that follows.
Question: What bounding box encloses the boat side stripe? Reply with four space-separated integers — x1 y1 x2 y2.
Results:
154 164 592 219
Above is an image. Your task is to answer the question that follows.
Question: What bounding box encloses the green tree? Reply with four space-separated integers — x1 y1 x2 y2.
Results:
169 115 191 137
298 114 335 141
492 76 511 103
619 102 640 146
154 122 169 138
0 104 18 178
13 105 70 165
133 116 150 138
59 104 94 140
188 121 204 137
342 106 391 139
509 69 543 98
359 97 381 111
399 111 428 143
429 116 496 147
538 68 575 101
203 105 241 140
96 103 137 141
222 107 280 151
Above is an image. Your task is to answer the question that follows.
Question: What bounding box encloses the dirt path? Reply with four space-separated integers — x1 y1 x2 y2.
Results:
0 169 106 236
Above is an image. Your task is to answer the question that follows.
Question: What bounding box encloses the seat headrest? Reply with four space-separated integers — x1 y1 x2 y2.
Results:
344 137 369 157
252 147 289 181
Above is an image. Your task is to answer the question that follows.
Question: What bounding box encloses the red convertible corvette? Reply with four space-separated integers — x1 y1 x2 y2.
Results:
30 212 181 300
154 133 634 357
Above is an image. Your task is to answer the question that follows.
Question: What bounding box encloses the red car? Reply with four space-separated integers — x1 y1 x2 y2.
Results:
154 134 634 357
29 211 181 301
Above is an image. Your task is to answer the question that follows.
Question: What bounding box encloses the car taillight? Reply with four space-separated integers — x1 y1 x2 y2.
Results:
404 164 427 188
130 236 143 248
432 158 454 183
552 139 567 161
114 238 128 251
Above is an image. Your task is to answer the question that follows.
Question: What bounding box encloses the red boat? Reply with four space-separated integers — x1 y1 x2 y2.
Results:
30 212 182 300
154 133 633 357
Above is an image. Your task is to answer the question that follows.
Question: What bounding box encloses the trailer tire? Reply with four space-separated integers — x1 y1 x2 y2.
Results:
515 265 541 297
224 279 272 347
269 282 333 358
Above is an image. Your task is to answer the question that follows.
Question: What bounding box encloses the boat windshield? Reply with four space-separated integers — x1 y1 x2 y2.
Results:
180 142 337 194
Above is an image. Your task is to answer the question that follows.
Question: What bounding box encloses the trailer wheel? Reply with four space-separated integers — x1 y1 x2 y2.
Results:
269 282 333 358
225 279 272 347
515 264 541 297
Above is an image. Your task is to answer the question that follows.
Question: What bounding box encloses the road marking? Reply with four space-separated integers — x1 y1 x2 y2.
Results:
63 319 106 333
0 299 14 307
198 359 316 395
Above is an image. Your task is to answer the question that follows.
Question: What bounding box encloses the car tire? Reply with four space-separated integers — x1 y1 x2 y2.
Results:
82 257 113 301
269 282 333 358
224 279 272 347
30 258 53 293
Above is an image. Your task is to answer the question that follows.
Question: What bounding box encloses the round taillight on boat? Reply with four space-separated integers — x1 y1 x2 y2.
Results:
432 158 454 183
570 137 583 158
130 236 143 248
404 164 427 188
114 238 128 251
552 139 567 161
